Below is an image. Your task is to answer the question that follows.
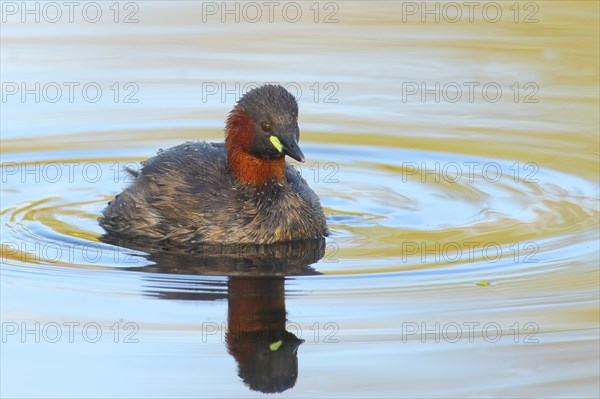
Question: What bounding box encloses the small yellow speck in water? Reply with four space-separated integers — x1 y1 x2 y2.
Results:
476 280 491 287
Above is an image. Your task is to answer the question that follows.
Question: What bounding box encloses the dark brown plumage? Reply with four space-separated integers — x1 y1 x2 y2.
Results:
99 85 328 246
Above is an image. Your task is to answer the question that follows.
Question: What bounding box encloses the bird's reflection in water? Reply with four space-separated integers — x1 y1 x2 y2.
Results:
102 234 325 393
227 276 304 393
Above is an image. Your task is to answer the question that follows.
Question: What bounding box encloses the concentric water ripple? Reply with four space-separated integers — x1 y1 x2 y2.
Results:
2 133 598 297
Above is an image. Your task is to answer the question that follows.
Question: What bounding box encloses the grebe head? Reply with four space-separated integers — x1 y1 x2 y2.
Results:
226 85 305 163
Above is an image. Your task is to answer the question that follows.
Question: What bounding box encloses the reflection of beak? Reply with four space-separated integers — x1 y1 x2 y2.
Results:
290 338 305 350
281 137 305 163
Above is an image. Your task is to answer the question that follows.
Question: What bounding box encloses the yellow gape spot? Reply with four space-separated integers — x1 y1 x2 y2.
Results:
270 136 283 153
269 340 283 351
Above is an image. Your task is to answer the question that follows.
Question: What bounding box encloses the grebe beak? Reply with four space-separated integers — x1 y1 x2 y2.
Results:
281 137 305 163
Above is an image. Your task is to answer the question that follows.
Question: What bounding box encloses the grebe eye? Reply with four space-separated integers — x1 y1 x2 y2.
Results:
261 121 272 133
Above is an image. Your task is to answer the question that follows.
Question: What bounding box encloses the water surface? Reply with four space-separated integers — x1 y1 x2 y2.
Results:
1 1 599 397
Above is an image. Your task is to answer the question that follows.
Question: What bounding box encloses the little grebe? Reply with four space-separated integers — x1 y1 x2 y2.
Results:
99 84 328 245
